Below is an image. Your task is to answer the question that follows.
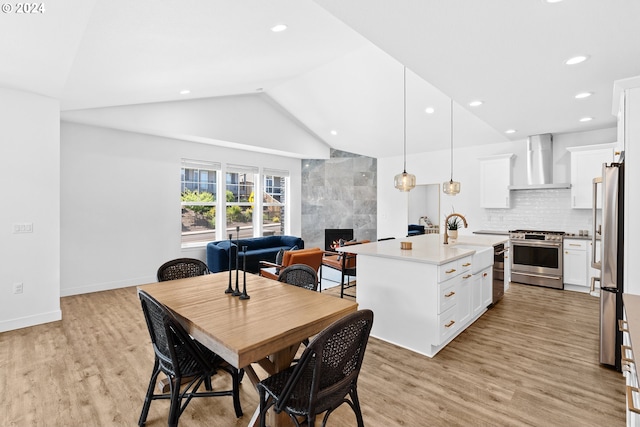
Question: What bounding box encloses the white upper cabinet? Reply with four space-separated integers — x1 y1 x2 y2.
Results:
567 144 616 209
479 154 515 209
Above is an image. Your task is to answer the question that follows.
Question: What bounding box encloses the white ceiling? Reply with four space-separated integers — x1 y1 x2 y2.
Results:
2 0 639 158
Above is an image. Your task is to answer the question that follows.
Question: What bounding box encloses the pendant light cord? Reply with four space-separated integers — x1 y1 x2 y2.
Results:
403 66 407 173
450 98 454 181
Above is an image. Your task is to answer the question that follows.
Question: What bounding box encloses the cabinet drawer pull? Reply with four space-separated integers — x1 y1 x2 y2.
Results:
483 272 488 277
628 386 640 414
462 263 471 267
622 345 634 364
620 319 629 332
462 274 472 279
444 320 455 328
568 243 582 247
446 268 456 274
445 291 456 298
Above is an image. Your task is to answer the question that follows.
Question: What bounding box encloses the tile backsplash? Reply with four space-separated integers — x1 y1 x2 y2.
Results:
480 188 598 234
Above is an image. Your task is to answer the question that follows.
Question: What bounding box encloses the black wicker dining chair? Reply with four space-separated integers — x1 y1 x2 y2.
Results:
156 258 210 282
137 290 242 427
257 309 374 427
277 264 319 291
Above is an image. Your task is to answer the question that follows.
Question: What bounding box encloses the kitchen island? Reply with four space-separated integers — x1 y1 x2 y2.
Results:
338 233 507 357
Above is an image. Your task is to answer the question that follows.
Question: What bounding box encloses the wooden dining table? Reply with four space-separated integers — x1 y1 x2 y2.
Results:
137 271 358 427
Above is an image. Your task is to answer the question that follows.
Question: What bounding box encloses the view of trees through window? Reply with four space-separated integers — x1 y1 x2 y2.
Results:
181 162 287 245
181 164 217 245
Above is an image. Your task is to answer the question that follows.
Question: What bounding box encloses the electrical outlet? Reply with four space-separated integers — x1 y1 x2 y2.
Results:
13 282 23 294
12 223 33 233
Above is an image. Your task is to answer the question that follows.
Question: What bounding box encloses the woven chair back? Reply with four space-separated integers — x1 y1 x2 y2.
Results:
277 264 318 291
275 309 374 414
157 258 210 282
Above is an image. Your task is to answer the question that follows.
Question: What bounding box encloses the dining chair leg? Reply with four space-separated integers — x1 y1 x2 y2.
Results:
138 358 161 426
232 368 243 418
167 376 181 427
350 386 365 427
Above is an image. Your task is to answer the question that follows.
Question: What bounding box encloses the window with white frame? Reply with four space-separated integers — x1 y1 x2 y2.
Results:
262 168 288 236
225 164 259 239
181 159 220 246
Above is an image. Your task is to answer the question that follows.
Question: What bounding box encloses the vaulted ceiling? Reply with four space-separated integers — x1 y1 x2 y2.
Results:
2 0 639 158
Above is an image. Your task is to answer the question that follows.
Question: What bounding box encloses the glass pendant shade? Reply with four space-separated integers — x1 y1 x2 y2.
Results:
442 179 461 195
395 171 417 192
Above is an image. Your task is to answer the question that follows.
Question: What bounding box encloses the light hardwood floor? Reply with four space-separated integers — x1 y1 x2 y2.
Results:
0 282 626 426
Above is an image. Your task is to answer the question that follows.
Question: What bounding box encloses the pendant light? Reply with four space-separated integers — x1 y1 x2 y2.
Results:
394 66 416 192
443 98 461 195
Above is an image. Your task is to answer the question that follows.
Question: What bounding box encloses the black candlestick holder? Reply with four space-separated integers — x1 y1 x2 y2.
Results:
240 246 250 300
233 226 241 296
225 233 234 294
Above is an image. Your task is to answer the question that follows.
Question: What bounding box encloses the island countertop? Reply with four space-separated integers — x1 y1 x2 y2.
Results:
336 233 508 265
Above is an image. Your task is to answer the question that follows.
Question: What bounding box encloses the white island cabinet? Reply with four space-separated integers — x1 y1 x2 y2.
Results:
338 234 506 358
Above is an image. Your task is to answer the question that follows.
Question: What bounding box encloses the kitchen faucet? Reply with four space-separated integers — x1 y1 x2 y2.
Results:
443 213 468 245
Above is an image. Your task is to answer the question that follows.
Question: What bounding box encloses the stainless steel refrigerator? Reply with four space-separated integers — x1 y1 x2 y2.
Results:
592 160 624 371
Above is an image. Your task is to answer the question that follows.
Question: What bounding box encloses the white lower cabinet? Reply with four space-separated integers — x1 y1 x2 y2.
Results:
481 267 492 308
564 239 588 290
458 272 473 326
472 272 483 316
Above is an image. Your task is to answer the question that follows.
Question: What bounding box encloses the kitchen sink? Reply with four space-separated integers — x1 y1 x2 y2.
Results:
452 244 494 273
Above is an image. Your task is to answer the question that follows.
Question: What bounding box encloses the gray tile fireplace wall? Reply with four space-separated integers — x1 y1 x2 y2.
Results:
301 149 377 249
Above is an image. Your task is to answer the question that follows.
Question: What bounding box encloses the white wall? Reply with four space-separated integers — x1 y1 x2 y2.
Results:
60 122 302 296
0 88 61 332
378 127 617 240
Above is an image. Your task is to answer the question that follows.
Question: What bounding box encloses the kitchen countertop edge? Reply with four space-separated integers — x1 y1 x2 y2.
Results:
336 234 507 266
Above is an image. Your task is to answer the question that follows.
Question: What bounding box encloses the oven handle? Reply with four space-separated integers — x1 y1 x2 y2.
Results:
511 241 562 248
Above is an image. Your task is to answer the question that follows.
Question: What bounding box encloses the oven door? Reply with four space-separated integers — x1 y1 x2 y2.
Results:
510 240 562 277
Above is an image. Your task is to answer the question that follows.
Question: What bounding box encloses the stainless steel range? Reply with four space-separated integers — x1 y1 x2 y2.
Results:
509 229 565 289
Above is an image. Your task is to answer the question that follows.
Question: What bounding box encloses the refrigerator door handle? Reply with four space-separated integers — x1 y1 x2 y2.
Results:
592 176 602 269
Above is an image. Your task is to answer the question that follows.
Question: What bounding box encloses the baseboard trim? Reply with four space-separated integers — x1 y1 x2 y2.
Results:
0 309 62 333
60 275 156 297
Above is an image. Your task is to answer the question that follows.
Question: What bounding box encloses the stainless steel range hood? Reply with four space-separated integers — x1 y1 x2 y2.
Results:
508 133 571 190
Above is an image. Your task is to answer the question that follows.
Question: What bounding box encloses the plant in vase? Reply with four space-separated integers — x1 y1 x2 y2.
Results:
446 216 462 240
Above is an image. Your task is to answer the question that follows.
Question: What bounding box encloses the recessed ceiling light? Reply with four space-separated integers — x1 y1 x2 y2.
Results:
468 100 483 107
505 129 517 134
543 0 563 3
575 92 593 99
271 24 288 32
579 117 593 122
565 55 589 65
179 89 191 95
330 130 338 136
425 107 435 114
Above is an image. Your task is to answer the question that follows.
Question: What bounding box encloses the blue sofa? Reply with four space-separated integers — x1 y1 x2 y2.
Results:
206 235 304 274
